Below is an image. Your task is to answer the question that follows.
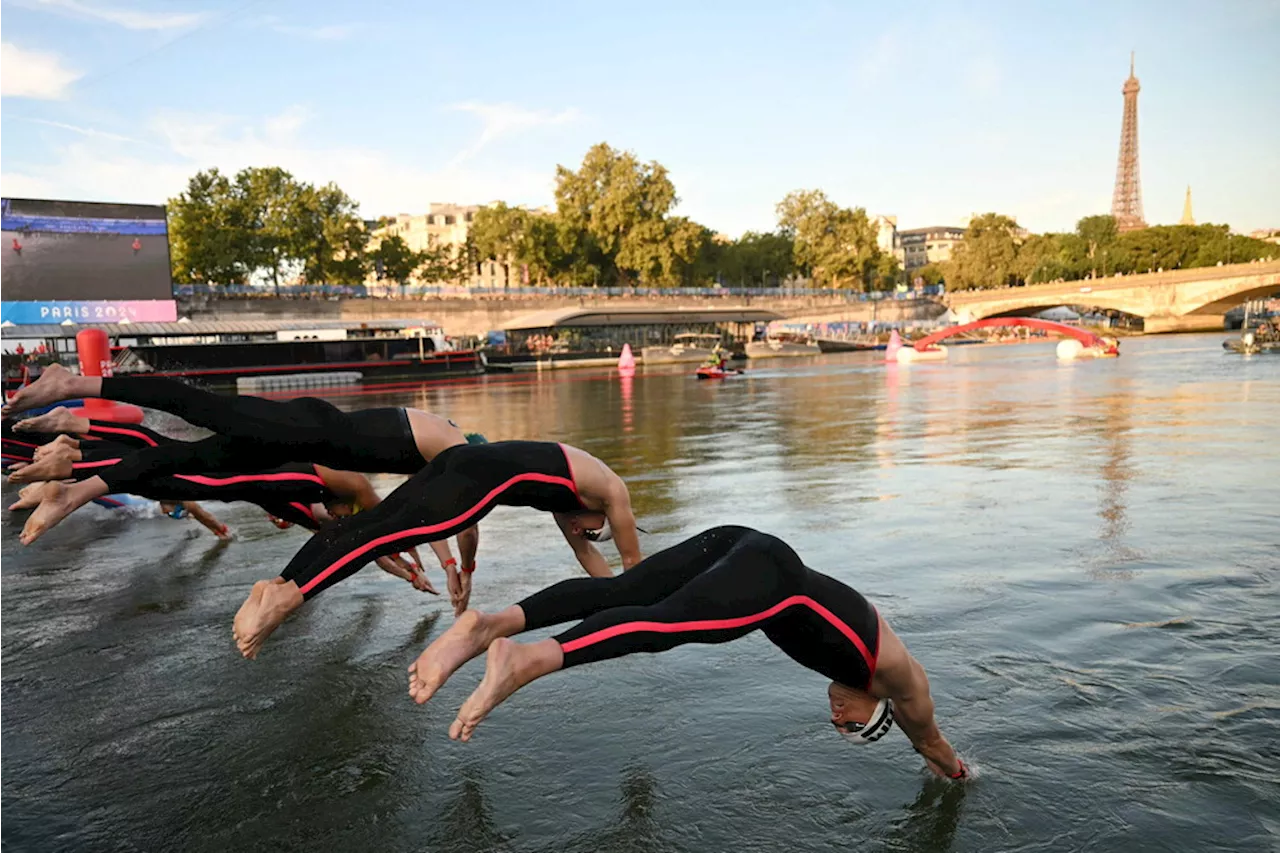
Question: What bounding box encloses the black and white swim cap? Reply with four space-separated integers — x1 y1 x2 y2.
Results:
836 698 894 745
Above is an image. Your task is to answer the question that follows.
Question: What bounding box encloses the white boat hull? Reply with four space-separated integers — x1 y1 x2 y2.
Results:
745 340 821 359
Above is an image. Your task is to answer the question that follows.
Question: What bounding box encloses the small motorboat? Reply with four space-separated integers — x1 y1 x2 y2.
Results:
695 364 743 379
1223 330 1280 355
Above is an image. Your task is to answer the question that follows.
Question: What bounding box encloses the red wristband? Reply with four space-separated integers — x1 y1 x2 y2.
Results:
948 760 968 780
461 562 476 574
442 558 457 568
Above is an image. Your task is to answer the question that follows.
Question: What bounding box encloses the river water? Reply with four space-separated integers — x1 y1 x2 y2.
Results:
3 333 1278 852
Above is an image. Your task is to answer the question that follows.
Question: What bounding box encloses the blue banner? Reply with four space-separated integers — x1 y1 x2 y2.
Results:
2 214 167 235
1 300 178 324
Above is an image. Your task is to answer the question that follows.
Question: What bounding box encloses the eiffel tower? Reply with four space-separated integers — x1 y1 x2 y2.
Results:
1111 53 1147 232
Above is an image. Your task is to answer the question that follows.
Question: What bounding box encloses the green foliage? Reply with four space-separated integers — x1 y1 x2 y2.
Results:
945 213 1022 289
775 189 885 289
553 142 705 287
168 168 250 285
716 231 795 286
167 167 368 289
912 262 947 287
370 235 421 285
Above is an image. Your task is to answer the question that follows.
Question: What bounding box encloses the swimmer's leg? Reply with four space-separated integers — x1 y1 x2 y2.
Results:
96 435 275 493
409 526 755 704
18 477 110 544
449 531 808 740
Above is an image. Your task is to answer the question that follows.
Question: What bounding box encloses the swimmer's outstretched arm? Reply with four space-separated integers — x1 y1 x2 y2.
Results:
183 502 232 540
601 486 642 570
554 513 613 578
872 632 964 779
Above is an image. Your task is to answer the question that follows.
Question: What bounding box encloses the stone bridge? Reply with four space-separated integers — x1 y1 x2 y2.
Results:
944 260 1280 333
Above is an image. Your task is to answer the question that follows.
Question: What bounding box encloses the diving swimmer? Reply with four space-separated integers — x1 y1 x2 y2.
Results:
231 439 642 660
406 525 968 780
4 373 486 545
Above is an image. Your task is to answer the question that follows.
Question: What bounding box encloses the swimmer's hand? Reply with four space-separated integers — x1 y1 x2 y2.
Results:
443 560 472 616
216 524 235 542
376 554 439 594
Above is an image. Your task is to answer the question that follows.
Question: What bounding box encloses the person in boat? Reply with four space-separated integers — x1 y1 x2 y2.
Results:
232 439 643 660
2 369 486 551
406 525 970 781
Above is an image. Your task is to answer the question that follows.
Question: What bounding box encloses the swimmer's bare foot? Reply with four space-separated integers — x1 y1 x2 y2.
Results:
9 481 60 510
34 435 81 458
409 609 513 705
8 449 75 483
2 365 95 417
232 578 304 660
19 480 84 544
15 406 89 436
448 637 563 742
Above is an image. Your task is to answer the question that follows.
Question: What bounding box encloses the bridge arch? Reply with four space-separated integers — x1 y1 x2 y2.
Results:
913 317 1106 351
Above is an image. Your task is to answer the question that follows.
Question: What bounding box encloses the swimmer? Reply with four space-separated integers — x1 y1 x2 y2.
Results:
5 373 486 546
407 526 968 780
232 440 642 659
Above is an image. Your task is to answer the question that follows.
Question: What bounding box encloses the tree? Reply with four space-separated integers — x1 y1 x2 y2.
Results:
912 262 947 287
718 230 795 286
947 213 1022 289
370 235 422 286
775 189 884 289
553 142 702 287
235 166 309 294
294 182 368 285
1014 234 1071 285
167 168 252 285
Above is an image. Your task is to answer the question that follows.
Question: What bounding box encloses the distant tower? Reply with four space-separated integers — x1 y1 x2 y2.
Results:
1110 52 1147 232
1180 185 1195 225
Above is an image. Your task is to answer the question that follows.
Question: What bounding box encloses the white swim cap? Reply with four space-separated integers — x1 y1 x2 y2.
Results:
583 519 613 542
835 698 894 745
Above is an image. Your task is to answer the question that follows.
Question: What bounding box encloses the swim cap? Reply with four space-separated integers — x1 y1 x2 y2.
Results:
835 698 894 745
465 432 488 445
582 519 612 542
166 504 189 520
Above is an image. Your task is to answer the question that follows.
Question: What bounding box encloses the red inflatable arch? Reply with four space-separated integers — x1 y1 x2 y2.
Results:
912 317 1107 352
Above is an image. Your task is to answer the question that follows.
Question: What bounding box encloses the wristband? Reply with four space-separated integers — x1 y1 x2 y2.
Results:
461 562 476 574
948 760 968 780
442 558 457 569
215 524 229 537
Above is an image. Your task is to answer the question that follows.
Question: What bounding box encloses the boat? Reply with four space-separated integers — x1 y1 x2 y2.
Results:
642 333 727 364
2 319 485 393
695 364 743 379
745 332 822 359
815 335 879 353
1223 329 1280 354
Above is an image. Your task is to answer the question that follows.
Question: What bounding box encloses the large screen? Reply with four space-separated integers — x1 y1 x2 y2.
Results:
2 198 173 302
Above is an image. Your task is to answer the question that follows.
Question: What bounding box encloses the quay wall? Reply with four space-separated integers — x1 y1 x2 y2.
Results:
175 295 945 337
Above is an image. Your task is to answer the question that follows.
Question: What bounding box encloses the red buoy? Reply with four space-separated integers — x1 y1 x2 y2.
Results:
67 329 144 423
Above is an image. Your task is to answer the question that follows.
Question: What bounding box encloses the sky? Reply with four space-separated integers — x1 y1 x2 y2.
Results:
1 0 1277 237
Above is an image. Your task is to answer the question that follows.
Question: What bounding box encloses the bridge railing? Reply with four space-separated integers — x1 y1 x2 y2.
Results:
173 283 948 301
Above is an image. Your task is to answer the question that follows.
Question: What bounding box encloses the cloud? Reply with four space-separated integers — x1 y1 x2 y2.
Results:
6 114 143 143
249 14 359 40
1 106 558 215
446 102 581 168
1 42 82 99
29 0 209 31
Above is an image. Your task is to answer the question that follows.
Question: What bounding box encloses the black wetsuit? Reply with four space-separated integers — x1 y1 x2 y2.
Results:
89 377 424 493
9 424 337 530
519 526 881 689
280 441 587 598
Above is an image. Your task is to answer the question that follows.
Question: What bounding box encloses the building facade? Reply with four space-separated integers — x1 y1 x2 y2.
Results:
896 225 966 271
367 203 524 289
